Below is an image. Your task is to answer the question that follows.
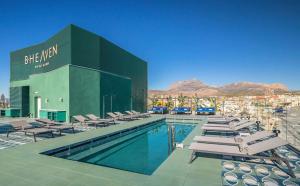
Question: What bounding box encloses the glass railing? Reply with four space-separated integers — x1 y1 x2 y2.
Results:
276 107 300 150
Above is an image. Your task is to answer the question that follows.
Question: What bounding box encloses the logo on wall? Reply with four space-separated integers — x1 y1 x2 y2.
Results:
24 44 58 69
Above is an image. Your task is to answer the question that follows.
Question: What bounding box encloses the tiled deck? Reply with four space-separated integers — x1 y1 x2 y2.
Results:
0 115 299 186
0 117 100 149
0 116 222 186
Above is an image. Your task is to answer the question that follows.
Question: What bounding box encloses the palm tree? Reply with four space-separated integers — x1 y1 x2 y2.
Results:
165 95 174 110
192 94 200 110
150 96 159 107
177 93 187 107
208 97 217 108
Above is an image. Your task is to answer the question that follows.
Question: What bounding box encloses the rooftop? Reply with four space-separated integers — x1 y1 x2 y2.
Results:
0 115 299 186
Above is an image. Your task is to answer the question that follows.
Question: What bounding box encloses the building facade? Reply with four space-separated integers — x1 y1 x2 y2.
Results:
10 25 147 121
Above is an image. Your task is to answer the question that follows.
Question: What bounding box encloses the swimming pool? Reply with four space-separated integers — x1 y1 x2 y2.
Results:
42 121 195 175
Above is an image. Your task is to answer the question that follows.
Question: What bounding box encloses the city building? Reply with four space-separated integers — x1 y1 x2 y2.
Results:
9 25 147 121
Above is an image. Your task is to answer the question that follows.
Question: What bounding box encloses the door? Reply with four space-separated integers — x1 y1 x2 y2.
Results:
34 97 42 118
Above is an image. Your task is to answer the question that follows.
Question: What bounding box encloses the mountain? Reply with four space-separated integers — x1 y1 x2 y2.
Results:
219 82 288 96
149 80 288 97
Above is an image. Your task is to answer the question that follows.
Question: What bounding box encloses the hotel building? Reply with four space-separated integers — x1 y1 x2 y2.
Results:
9 25 147 121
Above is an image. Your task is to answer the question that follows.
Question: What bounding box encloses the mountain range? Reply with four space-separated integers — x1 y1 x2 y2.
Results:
149 80 288 97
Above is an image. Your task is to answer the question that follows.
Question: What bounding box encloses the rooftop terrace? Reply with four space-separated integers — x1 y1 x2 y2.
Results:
0 115 299 186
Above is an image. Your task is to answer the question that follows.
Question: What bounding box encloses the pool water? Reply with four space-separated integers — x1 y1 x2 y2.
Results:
44 122 195 175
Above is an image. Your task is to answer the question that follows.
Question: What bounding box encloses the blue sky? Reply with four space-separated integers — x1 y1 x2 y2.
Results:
0 0 299 96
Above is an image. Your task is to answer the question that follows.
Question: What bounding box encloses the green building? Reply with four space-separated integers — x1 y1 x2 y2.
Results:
9 25 147 122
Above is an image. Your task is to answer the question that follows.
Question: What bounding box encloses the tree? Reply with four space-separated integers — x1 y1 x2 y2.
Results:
208 97 216 107
192 94 200 110
177 93 187 107
165 95 174 110
150 96 159 107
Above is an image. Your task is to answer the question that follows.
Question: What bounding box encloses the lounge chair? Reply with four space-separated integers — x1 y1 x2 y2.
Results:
151 106 168 114
204 120 248 127
35 118 75 135
203 120 253 128
189 137 295 178
107 112 132 121
86 114 115 124
106 112 120 119
193 131 275 146
201 120 257 132
7 120 54 142
114 112 139 120
125 111 144 118
72 115 108 128
207 117 240 124
131 110 151 117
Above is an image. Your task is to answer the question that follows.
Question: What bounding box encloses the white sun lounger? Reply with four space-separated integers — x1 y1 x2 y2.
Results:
131 110 151 117
125 111 144 118
126 110 150 118
201 121 257 132
203 120 250 128
86 114 115 124
72 115 108 128
114 112 139 120
107 112 133 121
207 117 240 124
193 131 275 146
189 137 295 178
